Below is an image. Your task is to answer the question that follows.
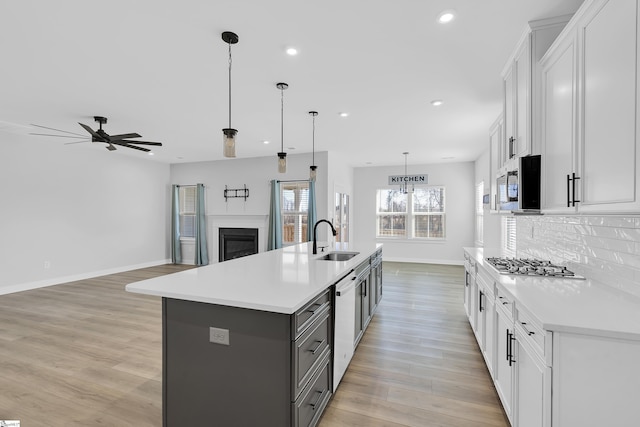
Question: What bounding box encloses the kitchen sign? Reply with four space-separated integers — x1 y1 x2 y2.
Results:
388 174 428 185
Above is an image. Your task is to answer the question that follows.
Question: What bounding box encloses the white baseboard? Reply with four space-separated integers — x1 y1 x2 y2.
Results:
0 259 172 296
382 257 464 266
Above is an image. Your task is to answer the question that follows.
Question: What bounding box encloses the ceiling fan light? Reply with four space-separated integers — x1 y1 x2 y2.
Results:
222 128 237 158
278 152 287 173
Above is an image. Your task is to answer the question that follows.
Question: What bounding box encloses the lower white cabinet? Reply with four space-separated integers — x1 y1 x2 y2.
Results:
463 249 640 426
494 302 515 423
514 323 551 427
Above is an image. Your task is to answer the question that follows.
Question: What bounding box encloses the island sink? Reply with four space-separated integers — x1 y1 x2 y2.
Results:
317 251 359 261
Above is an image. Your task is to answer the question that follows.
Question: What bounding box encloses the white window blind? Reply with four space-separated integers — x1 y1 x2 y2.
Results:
502 215 517 257
281 182 309 244
179 185 197 238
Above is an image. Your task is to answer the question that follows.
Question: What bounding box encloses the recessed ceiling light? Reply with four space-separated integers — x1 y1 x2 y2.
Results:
438 10 456 24
431 99 444 107
262 140 270 145
148 152 154 156
441 156 455 160
339 112 349 117
288 147 296 150
365 162 373 165
286 47 298 56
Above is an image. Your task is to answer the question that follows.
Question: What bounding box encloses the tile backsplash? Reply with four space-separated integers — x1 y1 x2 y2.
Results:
516 215 640 298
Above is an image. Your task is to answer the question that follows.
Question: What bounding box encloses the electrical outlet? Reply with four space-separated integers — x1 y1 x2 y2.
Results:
209 327 230 345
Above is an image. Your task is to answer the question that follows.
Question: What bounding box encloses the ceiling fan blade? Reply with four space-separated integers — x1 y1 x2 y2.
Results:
63 139 91 145
30 133 88 139
109 133 142 141
112 141 150 152
30 124 86 137
78 122 105 140
120 140 162 146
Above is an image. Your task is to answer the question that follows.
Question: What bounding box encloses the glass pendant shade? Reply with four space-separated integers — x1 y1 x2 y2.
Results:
310 165 317 181
278 152 287 173
222 128 237 158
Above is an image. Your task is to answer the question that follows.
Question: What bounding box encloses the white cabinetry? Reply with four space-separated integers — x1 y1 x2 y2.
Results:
501 16 571 172
541 0 640 213
489 115 503 211
494 288 515 423
475 269 496 377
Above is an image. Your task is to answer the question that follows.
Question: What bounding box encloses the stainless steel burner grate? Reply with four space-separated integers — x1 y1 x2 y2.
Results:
485 257 584 279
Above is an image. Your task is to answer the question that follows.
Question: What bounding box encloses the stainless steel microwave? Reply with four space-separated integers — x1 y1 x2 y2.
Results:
497 155 541 212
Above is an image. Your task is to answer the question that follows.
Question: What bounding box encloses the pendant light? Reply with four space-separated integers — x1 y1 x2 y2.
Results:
276 82 289 173
400 152 413 194
222 31 238 158
309 111 318 181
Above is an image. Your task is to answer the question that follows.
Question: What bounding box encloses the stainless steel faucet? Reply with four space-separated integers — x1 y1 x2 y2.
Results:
313 219 337 254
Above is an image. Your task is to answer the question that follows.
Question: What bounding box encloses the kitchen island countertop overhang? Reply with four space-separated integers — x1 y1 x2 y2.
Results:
126 241 382 313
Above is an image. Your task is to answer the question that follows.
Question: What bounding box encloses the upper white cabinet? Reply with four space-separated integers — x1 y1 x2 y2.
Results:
540 0 640 213
500 16 571 172
489 115 503 211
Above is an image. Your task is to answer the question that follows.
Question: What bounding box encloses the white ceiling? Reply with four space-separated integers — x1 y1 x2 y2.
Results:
0 0 584 167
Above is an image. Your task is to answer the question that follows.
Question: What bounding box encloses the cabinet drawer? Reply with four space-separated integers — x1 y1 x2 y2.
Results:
292 308 331 400
515 307 551 364
293 354 331 427
495 286 514 319
293 289 331 339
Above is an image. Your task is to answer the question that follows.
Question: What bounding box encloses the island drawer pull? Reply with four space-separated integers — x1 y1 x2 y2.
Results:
310 389 327 410
307 303 323 314
520 322 535 336
309 339 326 355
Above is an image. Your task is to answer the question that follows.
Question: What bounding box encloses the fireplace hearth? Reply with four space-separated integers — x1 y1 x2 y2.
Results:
219 228 259 262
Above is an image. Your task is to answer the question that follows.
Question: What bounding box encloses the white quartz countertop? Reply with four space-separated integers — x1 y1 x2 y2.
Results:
464 247 640 341
126 242 382 314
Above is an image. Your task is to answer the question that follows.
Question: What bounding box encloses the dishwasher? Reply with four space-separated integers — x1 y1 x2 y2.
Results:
333 269 356 391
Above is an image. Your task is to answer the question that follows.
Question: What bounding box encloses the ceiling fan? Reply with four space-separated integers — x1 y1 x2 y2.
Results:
31 116 162 152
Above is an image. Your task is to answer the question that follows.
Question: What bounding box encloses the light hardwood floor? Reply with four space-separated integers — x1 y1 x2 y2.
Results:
0 262 508 426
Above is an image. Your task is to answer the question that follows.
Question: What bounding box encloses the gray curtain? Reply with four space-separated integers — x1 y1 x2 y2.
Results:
307 180 317 242
267 179 282 250
195 183 209 265
171 185 181 264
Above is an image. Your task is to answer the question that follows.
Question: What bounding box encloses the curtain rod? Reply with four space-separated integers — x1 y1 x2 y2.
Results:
276 179 310 183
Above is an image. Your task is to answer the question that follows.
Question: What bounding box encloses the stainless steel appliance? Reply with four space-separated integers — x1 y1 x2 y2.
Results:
333 270 356 391
485 257 584 279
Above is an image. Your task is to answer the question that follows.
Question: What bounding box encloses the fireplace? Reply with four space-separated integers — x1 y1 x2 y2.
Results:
219 228 259 262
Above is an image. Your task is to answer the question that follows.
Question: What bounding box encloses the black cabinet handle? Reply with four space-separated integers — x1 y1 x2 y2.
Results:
509 136 515 159
521 322 535 336
567 173 581 206
309 339 326 355
310 389 327 410
508 330 516 366
479 290 484 312
506 329 510 361
307 303 323 314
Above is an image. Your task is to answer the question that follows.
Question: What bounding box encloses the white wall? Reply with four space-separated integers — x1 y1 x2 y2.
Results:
170 152 331 262
0 133 170 294
353 161 475 265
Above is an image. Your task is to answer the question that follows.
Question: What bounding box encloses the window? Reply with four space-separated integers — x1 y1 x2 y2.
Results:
376 187 446 239
179 185 197 239
281 182 309 245
475 181 484 245
334 192 350 243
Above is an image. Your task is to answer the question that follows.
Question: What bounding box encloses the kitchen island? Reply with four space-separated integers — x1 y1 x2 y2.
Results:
126 241 382 427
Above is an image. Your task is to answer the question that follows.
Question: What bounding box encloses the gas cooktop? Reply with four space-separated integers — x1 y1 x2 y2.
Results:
485 257 585 279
